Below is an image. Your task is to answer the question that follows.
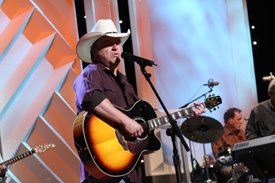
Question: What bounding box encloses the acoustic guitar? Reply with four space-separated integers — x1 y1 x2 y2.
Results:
73 95 222 180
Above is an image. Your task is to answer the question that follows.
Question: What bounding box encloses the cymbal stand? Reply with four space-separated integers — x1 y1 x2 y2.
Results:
202 143 214 183
189 140 195 177
189 140 198 181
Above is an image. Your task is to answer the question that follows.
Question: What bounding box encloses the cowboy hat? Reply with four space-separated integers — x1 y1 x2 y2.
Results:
76 19 130 63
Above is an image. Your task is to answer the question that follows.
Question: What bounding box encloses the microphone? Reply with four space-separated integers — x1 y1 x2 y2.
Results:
262 72 274 81
203 79 219 87
121 52 157 67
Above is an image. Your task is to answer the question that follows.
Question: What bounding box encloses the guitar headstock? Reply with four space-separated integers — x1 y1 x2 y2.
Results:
205 95 222 111
34 143 56 153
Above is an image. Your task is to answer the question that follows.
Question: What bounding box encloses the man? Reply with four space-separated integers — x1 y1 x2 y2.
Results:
212 107 246 182
245 79 275 183
212 107 246 157
246 79 275 140
73 19 205 183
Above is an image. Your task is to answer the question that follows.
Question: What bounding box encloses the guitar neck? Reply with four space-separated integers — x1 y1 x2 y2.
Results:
0 149 35 166
148 103 205 130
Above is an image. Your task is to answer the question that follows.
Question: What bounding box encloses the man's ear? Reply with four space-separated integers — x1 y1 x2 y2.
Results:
228 118 233 125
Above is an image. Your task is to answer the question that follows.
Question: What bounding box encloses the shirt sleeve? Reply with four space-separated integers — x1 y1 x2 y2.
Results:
81 90 106 111
74 65 106 112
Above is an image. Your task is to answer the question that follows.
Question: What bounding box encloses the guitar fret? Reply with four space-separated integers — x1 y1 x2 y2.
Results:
178 111 182 118
148 120 154 130
183 108 188 116
171 113 176 120
152 120 156 128
155 119 159 127
157 118 161 126
155 120 159 127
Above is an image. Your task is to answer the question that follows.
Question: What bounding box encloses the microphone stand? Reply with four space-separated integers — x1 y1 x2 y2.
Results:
138 65 188 183
179 87 213 109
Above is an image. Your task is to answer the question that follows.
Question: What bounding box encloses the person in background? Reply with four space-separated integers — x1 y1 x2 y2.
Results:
246 79 275 140
212 107 246 157
73 19 205 183
212 107 246 183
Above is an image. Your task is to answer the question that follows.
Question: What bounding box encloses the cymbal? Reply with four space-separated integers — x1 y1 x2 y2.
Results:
181 116 223 143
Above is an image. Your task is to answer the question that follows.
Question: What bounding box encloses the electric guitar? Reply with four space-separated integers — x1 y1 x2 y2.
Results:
73 95 222 180
0 143 55 166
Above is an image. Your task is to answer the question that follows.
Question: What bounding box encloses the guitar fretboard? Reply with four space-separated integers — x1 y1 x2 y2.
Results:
148 103 205 130
0 149 35 166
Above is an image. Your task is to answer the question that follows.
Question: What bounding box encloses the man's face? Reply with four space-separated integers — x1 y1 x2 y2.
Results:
92 36 122 68
229 111 244 130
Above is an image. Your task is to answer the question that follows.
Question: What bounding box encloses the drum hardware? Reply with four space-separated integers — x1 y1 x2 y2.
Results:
181 116 223 183
203 144 217 183
226 170 262 183
216 149 259 183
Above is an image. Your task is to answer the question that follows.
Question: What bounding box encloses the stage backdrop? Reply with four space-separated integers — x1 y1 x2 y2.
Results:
0 0 81 182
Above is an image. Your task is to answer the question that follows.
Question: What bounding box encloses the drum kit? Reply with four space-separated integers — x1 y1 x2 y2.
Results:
181 116 260 183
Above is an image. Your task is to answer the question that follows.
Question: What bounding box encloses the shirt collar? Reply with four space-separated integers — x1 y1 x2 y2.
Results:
224 123 240 136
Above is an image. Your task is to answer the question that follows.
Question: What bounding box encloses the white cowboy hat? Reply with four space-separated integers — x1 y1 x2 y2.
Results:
76 19 130 63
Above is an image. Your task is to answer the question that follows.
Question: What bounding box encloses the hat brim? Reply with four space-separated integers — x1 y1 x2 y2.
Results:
76 31 130 63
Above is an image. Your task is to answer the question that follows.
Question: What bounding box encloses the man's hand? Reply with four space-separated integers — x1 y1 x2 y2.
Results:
192 101 206 116
120 117 144 138
0 164 7 178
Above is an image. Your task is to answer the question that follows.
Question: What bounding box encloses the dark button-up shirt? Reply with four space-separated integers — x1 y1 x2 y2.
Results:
74 63 138 113
246 99 275 140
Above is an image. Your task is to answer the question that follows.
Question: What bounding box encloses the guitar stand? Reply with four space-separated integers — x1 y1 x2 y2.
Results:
138 64 188 183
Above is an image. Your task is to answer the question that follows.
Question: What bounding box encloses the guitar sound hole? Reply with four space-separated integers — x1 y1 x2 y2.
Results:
138 121 149 139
